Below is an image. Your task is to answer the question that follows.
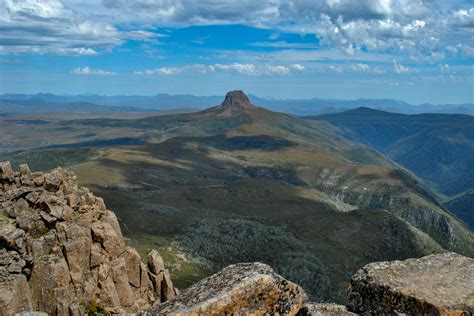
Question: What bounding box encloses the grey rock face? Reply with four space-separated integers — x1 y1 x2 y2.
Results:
297 303 357 316
0 273 32 316
347 252 474 315
14 312 48 316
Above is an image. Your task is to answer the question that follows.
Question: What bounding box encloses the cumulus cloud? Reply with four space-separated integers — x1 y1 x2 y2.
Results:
3 0 473 62
439 64 450 73
134 67 182 76
351 63 370 72
393 60 410 74
214 63 258 76
213 63 298 76
451 8 474 28
73 0 279 26
328 65 344 73
58 48 98 56
325 63 385 74
350 63 385 73
290 64 305 71
0 0 121 55
134 63 305 76
72 66 117 76
263 65 290 75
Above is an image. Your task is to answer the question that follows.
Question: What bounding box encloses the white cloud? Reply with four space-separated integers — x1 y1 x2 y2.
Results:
328 65 344 73
263 65 290 75
393 60 410 74
0 0 121 55
351 63 385 74
452 8 474 28
351 63 370 72
134 63 306 76
323 62 386 74
2 0 473 63
290 64 305 71
134 67 181 76
72 66 117 76
58 48 98 56
121 30 168 42
439 64 450 73
214 63 258 76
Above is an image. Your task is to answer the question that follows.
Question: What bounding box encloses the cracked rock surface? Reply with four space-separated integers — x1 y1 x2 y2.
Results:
347 252 474 315
0 161 176 316
142 262 307 315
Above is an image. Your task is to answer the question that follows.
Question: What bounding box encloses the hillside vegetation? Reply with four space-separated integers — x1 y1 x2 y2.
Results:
312 107 474 227
312 107 474 195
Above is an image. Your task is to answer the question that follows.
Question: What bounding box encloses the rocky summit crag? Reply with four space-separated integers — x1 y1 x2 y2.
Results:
0 161 176 315
206 90 257 116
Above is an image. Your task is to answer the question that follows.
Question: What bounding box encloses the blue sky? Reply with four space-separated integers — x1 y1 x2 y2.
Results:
0 0 473 104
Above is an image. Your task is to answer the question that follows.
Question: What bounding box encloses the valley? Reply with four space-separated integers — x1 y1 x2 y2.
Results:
312 108 474 228
1 91 472 304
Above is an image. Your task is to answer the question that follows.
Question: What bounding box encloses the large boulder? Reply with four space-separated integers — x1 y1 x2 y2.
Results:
143 262 307 315
347 252 474 315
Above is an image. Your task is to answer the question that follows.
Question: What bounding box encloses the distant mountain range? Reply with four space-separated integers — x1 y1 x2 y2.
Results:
1 93 473 116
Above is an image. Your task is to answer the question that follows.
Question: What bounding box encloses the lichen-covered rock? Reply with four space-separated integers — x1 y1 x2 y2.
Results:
147 249 176 303
0 272 32 316
31 255 73 315
347 252 474 315
297 303 357 316
148 249 165 275
0 161 15 180
143 262 307 315
125 247 142 288
0 162 176 315
15 312 48 316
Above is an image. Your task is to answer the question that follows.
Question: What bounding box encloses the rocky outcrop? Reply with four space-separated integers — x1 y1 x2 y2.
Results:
0 161 176 315
207 90 257 116
0 272 32 315
347 252 474 315
142 262 307 315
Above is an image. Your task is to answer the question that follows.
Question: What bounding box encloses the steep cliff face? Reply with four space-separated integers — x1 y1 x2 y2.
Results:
0 161 176 315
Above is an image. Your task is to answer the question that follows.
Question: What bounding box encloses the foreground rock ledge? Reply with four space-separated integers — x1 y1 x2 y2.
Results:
142 262 307 315
347 252 474 315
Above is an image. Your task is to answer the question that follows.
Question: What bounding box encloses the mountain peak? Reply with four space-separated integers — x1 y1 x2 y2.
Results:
221 90 254 110
206 90 257 116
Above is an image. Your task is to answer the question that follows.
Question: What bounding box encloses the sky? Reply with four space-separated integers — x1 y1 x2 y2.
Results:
0 0 473 104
